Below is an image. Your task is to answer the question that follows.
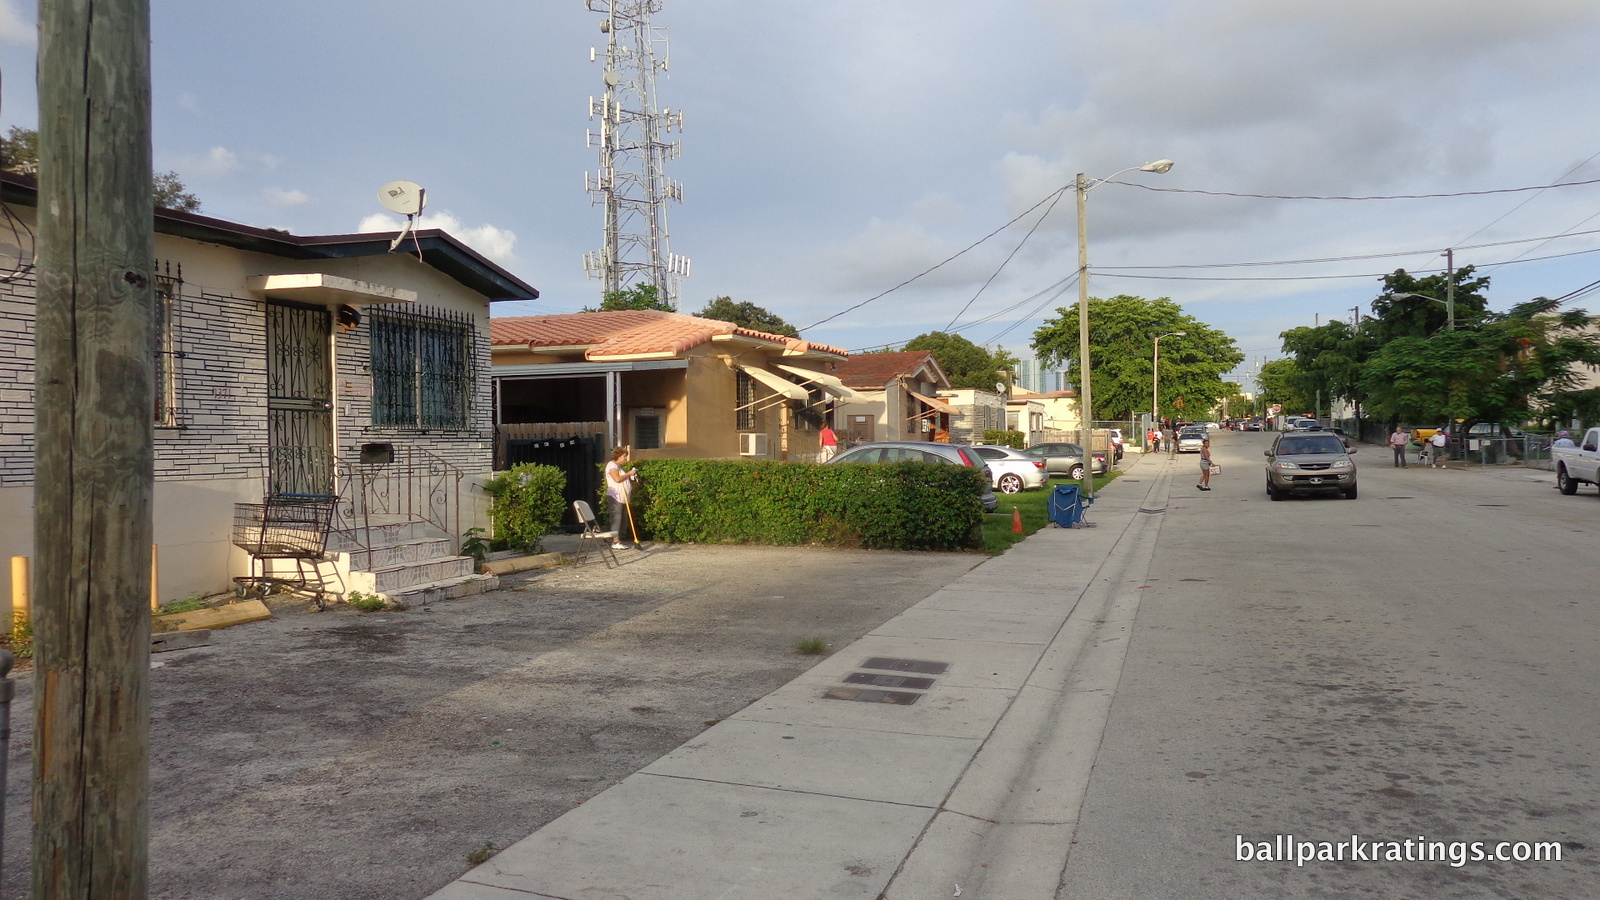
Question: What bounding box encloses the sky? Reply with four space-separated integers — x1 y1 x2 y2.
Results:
6 1 1600 390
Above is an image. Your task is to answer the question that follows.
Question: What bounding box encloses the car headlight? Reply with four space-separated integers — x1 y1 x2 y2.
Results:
1272 461 1301 470
1327 460 1353 471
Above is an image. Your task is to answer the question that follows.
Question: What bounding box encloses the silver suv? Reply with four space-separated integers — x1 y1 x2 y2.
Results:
1264 432 1358 500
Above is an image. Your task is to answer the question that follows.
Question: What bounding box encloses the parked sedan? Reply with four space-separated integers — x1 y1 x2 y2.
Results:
1018 442 1108 481
970 445 1050 494
825 441 999 512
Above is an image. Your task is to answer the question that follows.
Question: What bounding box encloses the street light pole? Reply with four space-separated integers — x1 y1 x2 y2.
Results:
1152 330 1187 429
1075 159 1174 500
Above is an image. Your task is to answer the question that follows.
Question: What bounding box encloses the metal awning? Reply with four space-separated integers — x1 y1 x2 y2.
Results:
773 364 862 400
737 364 810 402
907 389 956 415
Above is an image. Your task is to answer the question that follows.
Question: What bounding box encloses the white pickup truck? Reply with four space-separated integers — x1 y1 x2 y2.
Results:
1553 427 1600 494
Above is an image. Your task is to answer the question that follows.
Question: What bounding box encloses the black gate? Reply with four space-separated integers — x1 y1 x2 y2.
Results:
504 433 603 532
267 302 334 497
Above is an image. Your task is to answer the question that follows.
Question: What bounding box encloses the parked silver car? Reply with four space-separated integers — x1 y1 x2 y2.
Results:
826 441 1000 512
1018 442 1108 480
1264 432 1358 500
970 445 1050 494
1176 428 1207 453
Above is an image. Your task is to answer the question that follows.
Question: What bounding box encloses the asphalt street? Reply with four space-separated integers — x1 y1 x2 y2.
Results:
1058 431 1598 898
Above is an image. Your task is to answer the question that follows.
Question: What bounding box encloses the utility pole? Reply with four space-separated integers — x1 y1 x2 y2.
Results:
33 1 154 896
583 0 689 308
1443 247 1455 331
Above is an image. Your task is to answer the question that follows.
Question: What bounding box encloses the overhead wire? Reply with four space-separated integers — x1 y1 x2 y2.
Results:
796 185 1072 333
942 187 1068 332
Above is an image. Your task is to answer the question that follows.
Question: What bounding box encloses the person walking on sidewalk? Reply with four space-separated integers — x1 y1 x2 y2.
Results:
604 446 639 549
1429 428 1449 469
1197 438 1215 491
1389 426 1409 467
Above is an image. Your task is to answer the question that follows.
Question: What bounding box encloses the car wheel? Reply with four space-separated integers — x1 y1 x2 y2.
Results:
1344 485 1358 500
1558 465 1578 495
1267 480 1281 501
998 473 1024 494
1068 464 1084 481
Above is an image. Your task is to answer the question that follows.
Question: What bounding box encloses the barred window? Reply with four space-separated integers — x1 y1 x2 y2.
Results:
736 370 756 431
369 305 476 430
153 262 183 427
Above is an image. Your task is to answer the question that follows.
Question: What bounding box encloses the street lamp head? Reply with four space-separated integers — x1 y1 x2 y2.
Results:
1140 159 1176 174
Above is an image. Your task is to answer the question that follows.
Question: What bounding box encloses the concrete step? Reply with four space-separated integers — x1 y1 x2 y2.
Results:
339 536 455 572
327 519 442 553
389 573 500 606
370 555 479 594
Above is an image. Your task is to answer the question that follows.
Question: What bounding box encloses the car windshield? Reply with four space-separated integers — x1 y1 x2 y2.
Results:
1277 436 1345 455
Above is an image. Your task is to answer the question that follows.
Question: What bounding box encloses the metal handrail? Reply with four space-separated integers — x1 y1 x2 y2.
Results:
331 446 468 555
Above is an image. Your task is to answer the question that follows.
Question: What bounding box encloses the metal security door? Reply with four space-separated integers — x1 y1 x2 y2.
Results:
267 302 334 496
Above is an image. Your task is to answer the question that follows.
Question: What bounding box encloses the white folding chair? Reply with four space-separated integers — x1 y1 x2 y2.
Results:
572 500 619 567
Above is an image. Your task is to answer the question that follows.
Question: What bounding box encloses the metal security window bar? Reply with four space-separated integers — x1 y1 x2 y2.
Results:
736 370 756 431
152 261 183 427
369 305 476 430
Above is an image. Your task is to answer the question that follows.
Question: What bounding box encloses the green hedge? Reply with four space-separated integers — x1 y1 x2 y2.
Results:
483 463 567 551
984 430 1025 449
629 458 986 551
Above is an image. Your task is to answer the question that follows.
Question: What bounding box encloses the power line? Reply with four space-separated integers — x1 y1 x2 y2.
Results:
943 188 1067 332
1118 177 1600 201
797 186 1071 333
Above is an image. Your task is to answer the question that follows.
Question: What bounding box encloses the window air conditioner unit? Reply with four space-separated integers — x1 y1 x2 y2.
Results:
739 432 768 456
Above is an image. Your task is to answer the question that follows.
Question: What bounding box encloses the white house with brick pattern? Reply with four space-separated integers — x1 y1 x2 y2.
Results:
0 172 538 608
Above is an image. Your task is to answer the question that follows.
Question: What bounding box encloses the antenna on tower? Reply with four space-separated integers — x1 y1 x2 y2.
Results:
584 0 689 309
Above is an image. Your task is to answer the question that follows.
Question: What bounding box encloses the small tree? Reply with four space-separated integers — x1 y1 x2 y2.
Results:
3 125 201 211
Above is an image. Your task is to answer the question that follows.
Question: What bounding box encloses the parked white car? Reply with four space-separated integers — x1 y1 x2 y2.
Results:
970 445 1050 494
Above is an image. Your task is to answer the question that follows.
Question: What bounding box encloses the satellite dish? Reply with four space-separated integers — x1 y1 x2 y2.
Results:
378 180 426 216
603 69 619 87
377 181 427 253
995 381 1008 394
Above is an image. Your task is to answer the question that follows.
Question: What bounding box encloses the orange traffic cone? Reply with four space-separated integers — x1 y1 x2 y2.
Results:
1012 506 1023 533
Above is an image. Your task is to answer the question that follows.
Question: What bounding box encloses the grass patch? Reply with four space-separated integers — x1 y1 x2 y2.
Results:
346 591 389 612
792 637 829 656
981 471 1118 554
465 842 497 866
157 594 208 616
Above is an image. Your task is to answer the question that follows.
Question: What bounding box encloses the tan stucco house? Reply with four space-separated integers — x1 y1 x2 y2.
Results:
829 351 954 445
489 310 849 463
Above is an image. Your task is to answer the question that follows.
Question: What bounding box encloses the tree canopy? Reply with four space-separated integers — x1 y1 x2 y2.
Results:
902 332 1020 391
692 296 798 336
586 283 674 312
1032 295 1243 420
1279 266 1600 429
3 126 201 212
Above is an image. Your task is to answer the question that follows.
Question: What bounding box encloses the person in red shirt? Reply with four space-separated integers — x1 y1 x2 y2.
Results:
818 421 838 461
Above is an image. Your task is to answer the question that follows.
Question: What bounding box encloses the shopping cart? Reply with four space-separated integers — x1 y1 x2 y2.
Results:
232 495 338 610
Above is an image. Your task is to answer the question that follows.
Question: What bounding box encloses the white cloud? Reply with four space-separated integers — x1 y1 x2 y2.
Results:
0 0 34 46
263 187 310 208
358 211 519 264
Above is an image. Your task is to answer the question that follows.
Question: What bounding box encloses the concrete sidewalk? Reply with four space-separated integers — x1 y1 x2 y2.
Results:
426 455 1178 900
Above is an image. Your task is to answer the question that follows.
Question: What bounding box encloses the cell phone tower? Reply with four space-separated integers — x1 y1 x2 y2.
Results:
583 0 689 309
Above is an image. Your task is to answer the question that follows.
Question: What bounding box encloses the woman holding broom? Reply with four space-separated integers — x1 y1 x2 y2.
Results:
604 446 639 550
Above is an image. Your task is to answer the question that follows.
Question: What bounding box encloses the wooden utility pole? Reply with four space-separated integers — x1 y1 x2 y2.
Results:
33 1 154 897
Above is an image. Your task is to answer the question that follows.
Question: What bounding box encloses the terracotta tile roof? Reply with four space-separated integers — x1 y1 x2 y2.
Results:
490 310 846 359
830 351 943 389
